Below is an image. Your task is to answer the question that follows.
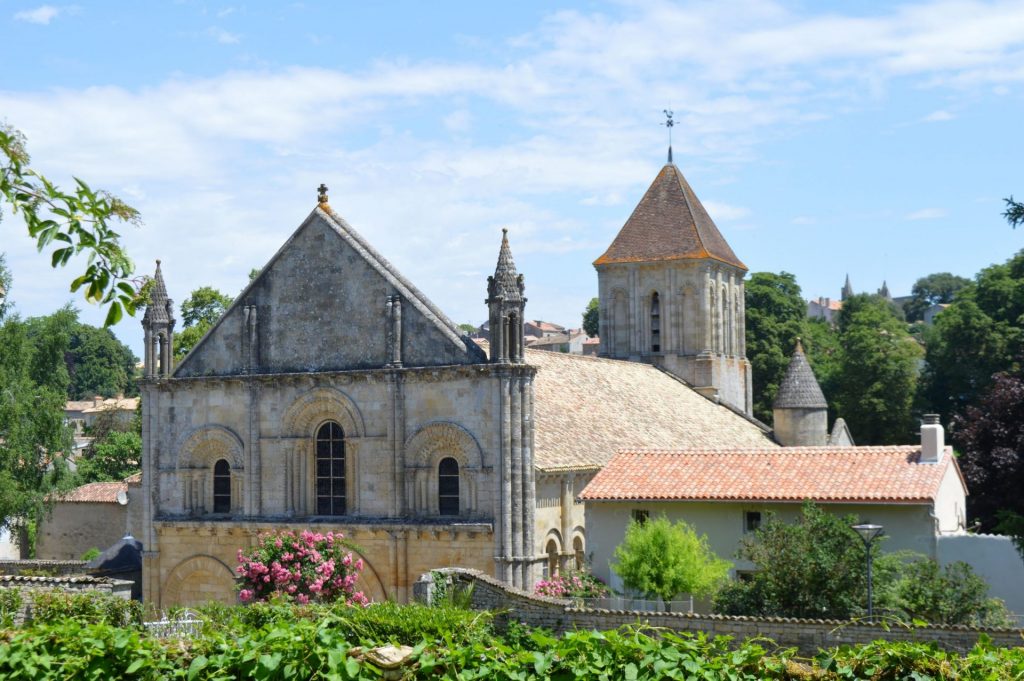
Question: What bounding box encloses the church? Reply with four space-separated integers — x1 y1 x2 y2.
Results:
138 160 777 607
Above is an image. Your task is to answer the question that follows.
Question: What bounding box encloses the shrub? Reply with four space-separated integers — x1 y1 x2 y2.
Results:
80 547 101 561
895 559 1013 627
29 590 142 628
0 588 23 628
236 529 369 606
612 515 731 604
534 571 609 599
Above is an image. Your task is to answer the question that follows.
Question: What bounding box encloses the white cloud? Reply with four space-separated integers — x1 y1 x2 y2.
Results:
207 27 241 45
443 109 473 133
14 5 60 24
791 215 817 225
906 208 947 220
703 201 751 222
923 109 955 122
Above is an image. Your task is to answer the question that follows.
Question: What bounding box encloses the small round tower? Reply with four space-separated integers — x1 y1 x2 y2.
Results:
772 339 828 446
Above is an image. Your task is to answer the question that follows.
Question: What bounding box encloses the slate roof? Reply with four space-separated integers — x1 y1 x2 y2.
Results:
594 164 746 270
773 341 827 409
580 446 963 503
527 350 774 471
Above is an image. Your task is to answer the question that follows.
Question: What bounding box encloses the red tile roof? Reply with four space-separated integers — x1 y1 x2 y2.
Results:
580 446 963 504
594 164 746 270
56 481 127 503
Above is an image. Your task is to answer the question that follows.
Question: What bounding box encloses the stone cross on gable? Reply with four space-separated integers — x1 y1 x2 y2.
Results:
318 183 329 204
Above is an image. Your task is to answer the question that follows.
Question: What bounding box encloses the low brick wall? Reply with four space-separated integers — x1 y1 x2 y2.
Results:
426 568 1024 656
0 560 87 577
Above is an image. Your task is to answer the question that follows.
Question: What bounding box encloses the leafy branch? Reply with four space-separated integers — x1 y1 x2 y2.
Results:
1005 195 1024 229
0 124 148 326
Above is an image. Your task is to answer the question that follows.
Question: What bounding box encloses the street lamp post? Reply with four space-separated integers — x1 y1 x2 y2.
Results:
851 523 884 621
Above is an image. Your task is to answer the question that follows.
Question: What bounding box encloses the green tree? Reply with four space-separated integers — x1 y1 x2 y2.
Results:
582 297 599 338
1 125 145 326
834 294 922 444
0 282 74 546
714 503 887 619
920 252 1024 421
180 286 232 328
175 285 232 361
611 515 731 606
67 322 137 399
895 559 1011 627
1005 195 1024 229
744 272 806 422
903 272 971 322
0 254 11 321
457 323 478 335
800 317 841 408
75 431 141 484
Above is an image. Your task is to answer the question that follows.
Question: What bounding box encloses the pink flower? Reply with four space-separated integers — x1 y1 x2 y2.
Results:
239 589 254 603
296 594 309 605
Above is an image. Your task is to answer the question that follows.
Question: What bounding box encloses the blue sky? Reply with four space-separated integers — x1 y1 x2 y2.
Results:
2 0 1022 356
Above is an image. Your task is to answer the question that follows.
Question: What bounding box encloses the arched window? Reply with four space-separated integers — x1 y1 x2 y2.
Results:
573 536 584 570
315 422 346 515
438 457 460 516
650 292 661 352
213 459 231 513
546 539 559 578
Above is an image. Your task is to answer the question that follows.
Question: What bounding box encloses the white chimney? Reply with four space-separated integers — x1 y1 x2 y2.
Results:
920 414 944 463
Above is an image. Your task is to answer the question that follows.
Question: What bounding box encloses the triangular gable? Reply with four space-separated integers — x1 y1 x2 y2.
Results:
594 164 746 270
175 207 486 377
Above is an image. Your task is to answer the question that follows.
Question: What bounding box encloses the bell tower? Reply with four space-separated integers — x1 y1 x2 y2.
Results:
486 228 526 364
142 260 176 378
594 160 752 414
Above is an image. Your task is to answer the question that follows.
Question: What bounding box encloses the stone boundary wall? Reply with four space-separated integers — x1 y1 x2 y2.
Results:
426 568 1024 656
0 575 134 626
0 560 87 576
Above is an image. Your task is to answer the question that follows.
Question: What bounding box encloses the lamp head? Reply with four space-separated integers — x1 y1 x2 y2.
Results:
851 523 884 544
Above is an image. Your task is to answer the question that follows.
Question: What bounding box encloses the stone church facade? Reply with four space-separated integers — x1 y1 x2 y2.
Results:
140 165 774 608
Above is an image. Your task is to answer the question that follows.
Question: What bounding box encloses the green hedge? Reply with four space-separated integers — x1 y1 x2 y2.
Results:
0 601 1021 680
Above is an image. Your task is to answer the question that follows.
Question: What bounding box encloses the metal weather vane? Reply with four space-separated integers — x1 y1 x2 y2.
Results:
663 109 675 163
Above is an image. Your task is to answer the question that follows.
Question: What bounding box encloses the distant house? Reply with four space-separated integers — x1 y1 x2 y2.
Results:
525 320 566 338
923 303 950 326
36 474 143 561
580 417 966 598
807 297 841 324
65 395 138 436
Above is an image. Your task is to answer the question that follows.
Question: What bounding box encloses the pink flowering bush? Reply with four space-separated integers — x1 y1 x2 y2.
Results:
534 570 609 599
236 529 369 606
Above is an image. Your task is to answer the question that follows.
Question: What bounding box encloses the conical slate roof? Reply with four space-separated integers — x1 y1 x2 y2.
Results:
143 260 172 324
490 228 523 302
842 274 854 301
594 164 746 270
773 340 827 409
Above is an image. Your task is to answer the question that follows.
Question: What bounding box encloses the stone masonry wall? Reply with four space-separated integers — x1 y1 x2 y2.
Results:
430 568 1024 656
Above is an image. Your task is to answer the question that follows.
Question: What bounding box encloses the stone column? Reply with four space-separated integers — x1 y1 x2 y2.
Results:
559 473 574 571
498 370 513 583
510 373 523 588
248 382 261 515
521 372 536 587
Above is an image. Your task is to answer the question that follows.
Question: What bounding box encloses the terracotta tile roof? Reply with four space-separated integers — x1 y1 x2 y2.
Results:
580 446 963 503
81 397 139 414
124 472 142 484
55 481 127 504
528 350 774 471
594 164 746 270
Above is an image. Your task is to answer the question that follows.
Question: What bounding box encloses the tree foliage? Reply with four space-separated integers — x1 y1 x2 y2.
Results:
75 431 141 484
1 125 145 326
175 285 233 361
1005 195 1024 229
611 515 731 604
920 251 1024 421
180 285 232 328
903 272 971 322
714 503 878 619
952 371 1024 542
895 559 1011 627
834 294 922 444
582 297 599 338
0 300 73 540
744 272 806 423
